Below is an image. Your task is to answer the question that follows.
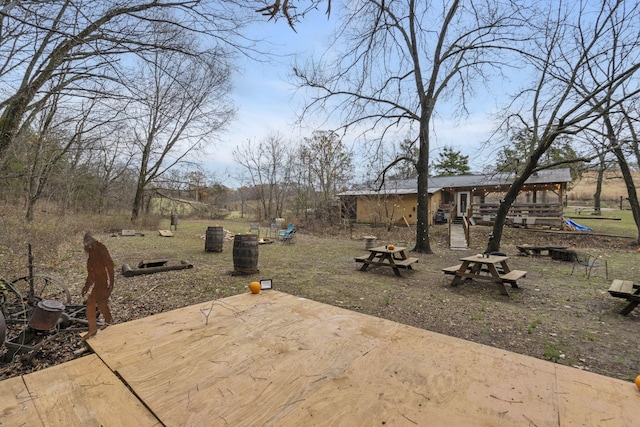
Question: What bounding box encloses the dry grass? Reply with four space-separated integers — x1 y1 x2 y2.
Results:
2 176 640 383
567 171 640 206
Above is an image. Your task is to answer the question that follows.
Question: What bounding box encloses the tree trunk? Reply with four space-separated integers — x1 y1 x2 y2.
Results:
144 192 152 214
601 113 640 243
613 145 640 243
413 124 432 254
592 151 607 212
487 183 520 253
487 159 542 252
131 184 144 222
26 197 36 222
624 113 640 244
0 92 31 158
593 167 603 212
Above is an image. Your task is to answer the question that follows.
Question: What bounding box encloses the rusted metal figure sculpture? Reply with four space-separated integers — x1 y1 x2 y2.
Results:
82 233 114 340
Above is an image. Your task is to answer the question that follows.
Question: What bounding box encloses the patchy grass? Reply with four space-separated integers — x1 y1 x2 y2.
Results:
564 206 638 236
1 211 639 383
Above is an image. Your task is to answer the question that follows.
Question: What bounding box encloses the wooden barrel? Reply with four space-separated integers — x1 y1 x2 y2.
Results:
233 234 259 274
205 226 224 252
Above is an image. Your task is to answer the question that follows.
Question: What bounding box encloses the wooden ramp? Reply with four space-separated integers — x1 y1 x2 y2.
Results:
449 222 469 250
2 291 639 426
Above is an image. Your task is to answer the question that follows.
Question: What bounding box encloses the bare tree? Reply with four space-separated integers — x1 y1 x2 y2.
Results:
293 0 524 253
288 146 314 219
47 94 136 216
127 31 235 221
625 100 640 171
301 130 353 219
603 112 640 240
91 128 136 215
0 1 251 159
20 82 113 221
256 0 331 29
233 133 294 219
580 126 615 214
596 95 640 243
486 0 640 251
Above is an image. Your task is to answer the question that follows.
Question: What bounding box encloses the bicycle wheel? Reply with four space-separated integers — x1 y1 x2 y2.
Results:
1 277 29 325
4 275 71 324
10 274 71 305
6 274 71 321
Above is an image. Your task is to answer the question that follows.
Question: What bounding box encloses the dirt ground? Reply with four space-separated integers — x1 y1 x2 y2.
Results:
1 218 639 386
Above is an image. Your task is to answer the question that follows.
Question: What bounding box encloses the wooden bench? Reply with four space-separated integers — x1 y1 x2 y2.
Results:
392 257 419 268
442 264 463 275
443 264 507 275
356 256 418 268
574 207 601 215
608 280 640 315
355 247 416 277
443 265 526 287
500 270 527 285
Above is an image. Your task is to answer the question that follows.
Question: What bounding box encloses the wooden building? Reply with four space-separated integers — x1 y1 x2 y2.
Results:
338 168 572 227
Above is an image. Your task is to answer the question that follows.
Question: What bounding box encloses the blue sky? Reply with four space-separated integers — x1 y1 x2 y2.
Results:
204 10 337 184
208 8 502 187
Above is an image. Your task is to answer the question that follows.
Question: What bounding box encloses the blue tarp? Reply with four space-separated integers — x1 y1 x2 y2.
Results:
565 219 593 232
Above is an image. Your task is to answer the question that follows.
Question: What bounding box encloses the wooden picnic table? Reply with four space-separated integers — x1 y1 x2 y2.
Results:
355 245 418 277
608 280 640 315
442 254 527 296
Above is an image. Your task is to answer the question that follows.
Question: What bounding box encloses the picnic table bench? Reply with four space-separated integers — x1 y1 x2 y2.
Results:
355 246 418 277
574 207 601 215
442 264 464 275
500 270 528 284
442 255 527 296
355 255 418 268
608 280 640 315
442 263 527 284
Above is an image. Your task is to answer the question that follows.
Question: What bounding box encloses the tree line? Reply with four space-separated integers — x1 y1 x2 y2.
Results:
232 130 353 222
3 1 640 252
0 1 241 221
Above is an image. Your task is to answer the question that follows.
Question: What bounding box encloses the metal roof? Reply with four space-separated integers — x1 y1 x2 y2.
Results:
337 168 571 196
338 187 442 196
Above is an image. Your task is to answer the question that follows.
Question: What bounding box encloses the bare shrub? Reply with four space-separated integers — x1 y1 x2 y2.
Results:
0 205 160 278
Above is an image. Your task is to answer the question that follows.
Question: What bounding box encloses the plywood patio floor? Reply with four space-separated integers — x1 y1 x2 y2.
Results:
1 291 638 426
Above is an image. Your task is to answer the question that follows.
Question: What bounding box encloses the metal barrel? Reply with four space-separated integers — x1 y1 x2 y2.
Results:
363 235 377 250
205 226 224 252
28 300 65 331
233 234 259 274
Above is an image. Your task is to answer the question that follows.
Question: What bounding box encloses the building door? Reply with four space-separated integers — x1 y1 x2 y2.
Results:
457 192 470 217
